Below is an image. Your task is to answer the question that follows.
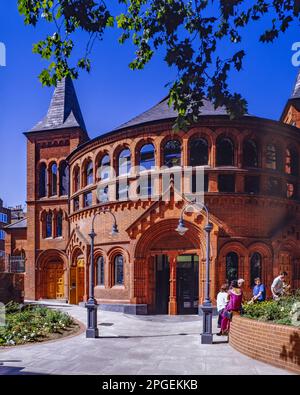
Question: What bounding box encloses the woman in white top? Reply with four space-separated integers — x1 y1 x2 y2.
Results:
216 284 229 335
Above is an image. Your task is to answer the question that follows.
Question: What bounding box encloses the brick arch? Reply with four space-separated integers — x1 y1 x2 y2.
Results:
134 218 206 259
133 137 157 168
71 245 85 263
94 149 111 180
36 249 68 270
107 246 129 288
113 144 132 175
160 135 184 168
217 241 248 287
247 242 273 288
187 127 214 148
36 249 68 300
241 133 262 168
248 242 273 258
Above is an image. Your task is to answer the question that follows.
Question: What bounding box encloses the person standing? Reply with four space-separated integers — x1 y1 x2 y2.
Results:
221 280 243 335
216 284 228 336
271 272 288 300
251 277 266 302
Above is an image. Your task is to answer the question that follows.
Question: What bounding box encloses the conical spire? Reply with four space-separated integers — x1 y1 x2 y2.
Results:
292 69 300 99
30 76 86 132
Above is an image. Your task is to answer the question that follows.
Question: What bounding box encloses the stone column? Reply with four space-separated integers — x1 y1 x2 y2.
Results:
168 253 178 315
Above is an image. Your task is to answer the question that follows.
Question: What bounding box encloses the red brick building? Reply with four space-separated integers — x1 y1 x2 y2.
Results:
5 72 300 314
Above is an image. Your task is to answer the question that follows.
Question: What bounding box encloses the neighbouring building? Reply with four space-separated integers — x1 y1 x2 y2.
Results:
9 205 26 223
5 72 300 314
0 199 10 260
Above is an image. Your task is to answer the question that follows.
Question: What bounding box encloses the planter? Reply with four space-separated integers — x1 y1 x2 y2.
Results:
229 315 300 374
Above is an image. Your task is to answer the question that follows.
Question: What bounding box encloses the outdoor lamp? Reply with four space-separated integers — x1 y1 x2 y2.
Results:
111 223 119 237
176 218 188 236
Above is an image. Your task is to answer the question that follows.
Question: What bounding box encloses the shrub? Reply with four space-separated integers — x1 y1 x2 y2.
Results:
0 303 75 346
243 294 300 327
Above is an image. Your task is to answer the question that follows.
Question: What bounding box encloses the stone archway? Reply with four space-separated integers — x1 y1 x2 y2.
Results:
36 249 68 300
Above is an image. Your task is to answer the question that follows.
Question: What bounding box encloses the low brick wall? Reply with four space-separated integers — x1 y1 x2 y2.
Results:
229 315 300 374
0 273 24 304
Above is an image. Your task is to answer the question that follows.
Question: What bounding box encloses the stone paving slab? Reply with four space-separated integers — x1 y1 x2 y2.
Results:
0 303 293 375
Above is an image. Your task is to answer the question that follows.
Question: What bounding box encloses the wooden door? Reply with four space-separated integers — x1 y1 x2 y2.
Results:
77 265 85 303
45 263 64 299
69 266 77 304
47 268 57 299
69 259 85 304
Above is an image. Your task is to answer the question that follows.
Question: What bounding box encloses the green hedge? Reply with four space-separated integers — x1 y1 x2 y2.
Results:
0 302 75 346
242 293 300 327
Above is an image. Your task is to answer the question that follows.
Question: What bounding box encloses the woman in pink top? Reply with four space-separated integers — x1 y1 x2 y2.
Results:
221 280 243 335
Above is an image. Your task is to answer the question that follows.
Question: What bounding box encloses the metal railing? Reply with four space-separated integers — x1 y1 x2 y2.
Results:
0 254 25 273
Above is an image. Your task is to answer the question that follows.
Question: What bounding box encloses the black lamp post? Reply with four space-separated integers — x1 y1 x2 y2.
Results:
176 200 214 344
86 209 119 338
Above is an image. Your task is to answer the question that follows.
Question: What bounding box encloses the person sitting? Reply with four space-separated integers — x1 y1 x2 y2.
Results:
271 272 288 300
220 280 243 336
216 284 228 336
251 277 266 303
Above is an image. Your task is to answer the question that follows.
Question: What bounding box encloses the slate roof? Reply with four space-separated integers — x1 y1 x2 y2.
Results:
280 69 300 121
115 96 228 130
5 218 27 229
29 77 87 133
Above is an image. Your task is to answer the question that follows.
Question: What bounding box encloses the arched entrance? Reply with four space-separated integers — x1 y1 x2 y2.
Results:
69 249 85 304
155 253 199 314
37 250 67 300
135 219 204 315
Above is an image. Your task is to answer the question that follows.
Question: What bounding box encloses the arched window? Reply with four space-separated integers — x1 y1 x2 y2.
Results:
243 139 258 168
50 163 58 196
266 144 277 170
73 166 80 192
45 212 53 238
285 147 298 176
85 160 94 186
226 252 238 283
39 163 47 198
98 154 110 180
250 252 262 286
163 139 181 168
189 137 208 166
114 255 124 285
140 144 155 171
59 161 69 196
118 149 131 176
216 137 234 166
56 211 63 238
96 256 105 286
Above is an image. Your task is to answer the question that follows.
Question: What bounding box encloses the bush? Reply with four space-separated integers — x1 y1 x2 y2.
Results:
243 294 300 327
0 303 75 346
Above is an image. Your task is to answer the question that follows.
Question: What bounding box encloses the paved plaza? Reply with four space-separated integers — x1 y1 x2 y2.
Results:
0 302 292 375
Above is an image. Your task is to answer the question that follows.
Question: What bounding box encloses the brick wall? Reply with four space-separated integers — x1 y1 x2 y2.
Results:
0 273 24 304
229 315 300 374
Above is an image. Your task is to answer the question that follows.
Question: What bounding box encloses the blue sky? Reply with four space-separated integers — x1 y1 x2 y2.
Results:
0 2 299 208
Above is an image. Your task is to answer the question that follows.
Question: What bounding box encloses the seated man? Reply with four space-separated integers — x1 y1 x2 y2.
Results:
251 277 266 303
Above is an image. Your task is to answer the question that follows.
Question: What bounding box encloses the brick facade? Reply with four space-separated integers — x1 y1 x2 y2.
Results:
229 315 300 374
5 76 300 314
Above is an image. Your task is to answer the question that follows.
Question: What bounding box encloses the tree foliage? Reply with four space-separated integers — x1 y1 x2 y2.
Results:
17 0 300 129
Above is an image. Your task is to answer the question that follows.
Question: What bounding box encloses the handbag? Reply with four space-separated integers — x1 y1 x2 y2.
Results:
224 310 233 320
